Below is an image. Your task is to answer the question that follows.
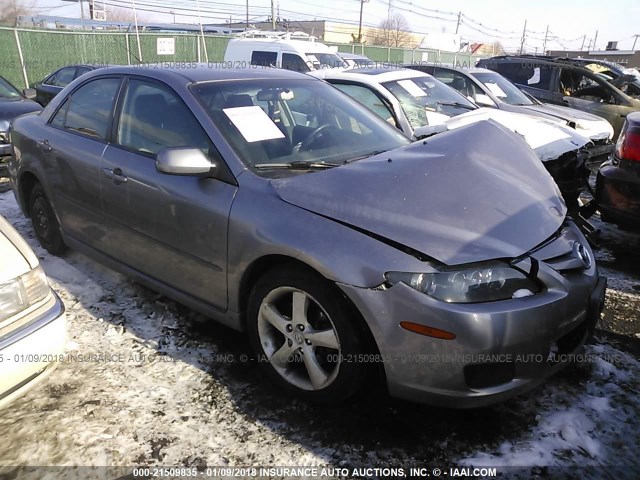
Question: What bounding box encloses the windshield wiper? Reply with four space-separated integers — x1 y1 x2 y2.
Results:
344 149 388 164
435 101 475 110
254 160 340 170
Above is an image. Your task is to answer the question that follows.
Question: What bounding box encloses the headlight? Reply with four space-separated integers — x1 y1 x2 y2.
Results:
0 119 9 143
385 264 541 303
0 266 51 323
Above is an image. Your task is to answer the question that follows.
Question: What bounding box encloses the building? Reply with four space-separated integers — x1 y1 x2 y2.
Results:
547 49 640 68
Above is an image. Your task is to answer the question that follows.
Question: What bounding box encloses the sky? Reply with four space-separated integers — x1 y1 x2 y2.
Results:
23 0 640 53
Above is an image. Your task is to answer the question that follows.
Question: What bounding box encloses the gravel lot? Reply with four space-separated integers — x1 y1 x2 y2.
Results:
1 182 639 479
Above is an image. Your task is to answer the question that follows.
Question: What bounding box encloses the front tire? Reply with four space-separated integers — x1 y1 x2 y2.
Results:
247 267 365 403
30 184 66 255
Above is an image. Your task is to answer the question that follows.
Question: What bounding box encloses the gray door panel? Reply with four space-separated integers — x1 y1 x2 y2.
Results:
99 147 236 309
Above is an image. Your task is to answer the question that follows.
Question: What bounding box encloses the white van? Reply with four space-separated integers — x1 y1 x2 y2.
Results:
223 35 346 72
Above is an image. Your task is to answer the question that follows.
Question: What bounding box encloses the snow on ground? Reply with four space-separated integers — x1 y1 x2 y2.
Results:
1 187 640 479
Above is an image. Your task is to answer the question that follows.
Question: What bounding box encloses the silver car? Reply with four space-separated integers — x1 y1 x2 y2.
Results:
9 66 606 407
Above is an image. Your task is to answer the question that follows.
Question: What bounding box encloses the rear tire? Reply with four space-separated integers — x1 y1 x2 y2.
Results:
247 267 366 403
30 184 66 255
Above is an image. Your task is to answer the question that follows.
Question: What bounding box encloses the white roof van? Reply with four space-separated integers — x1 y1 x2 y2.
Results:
223 34 346 72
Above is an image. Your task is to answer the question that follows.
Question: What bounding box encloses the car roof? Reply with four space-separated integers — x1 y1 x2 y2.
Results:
416 64 495 75
315 67 430 83
83 64 313 83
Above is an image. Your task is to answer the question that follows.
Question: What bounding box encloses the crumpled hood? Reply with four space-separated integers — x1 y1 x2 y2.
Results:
441 108 591 162
271 121 567 266
519 104 613 141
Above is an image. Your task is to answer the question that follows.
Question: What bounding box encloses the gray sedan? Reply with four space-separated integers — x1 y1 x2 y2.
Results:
9 66 606 407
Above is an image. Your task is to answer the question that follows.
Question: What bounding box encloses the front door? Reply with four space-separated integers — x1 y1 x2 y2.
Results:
99 78 236 309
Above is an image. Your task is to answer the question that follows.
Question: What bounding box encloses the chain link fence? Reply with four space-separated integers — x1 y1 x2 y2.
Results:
0 26 482 89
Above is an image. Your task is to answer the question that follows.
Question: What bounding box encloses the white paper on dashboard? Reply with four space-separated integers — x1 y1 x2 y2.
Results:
223 106 286 143
398 79 428 97
484 82 507 98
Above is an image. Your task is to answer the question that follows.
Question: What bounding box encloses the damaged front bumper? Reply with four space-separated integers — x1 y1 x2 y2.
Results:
338 227 606 408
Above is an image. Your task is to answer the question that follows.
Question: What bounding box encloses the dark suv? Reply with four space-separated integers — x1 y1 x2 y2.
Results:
477 56 640 139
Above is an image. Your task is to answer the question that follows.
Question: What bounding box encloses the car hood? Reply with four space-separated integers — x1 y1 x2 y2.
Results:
518 104 613 141
440 108 591 161
271 121 566 266
0 99 42 123
0 216 37 282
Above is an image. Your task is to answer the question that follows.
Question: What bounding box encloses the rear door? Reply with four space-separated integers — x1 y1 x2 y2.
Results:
99 77 236 309
41 76 122 245
493 62 562 104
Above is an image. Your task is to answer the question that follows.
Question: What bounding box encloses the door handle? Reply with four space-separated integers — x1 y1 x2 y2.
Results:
36 139 52 152
102 167 128 184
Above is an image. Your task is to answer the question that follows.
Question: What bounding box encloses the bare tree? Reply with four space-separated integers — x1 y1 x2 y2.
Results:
107 7 147 23
0 0 32 27
370 14 413 48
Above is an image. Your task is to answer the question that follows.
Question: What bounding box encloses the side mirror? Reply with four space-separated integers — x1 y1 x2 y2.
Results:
156 147 214 176
23 88 36 100
474 93 496 107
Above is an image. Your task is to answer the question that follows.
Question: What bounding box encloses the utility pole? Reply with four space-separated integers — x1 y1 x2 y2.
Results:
632 34 640 51
169 10 175 23
593 30 598 50
271 0 275 29
246 0 249 27
355 0 369 44
580 35 586 51
542 25 548 55
455 11 461 34
519 20 527 54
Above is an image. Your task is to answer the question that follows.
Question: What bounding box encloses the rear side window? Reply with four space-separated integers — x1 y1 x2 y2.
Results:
282 53 310 72
251 51 277 67
47 67 77 87
58 77 121 140
494 63 553 90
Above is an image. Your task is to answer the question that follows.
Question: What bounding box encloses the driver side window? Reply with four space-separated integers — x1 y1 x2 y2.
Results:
332 83 397 127
116 79 213 156
560 69 615 104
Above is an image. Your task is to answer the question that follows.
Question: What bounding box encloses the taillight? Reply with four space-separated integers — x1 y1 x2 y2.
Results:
616 123 640 162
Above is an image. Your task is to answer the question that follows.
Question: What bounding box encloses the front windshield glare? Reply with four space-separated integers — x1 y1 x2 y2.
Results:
0 78 21 99
191 78 409 170
472 72 533 106
382 75 476 129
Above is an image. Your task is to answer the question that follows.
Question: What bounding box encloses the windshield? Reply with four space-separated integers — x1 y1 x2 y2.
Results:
306 52 347 69
382 75 476 129
472 71 534 106
191 78 409 171
0 77 22 100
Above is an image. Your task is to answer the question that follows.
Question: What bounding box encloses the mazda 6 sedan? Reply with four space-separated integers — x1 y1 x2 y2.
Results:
9 66 606 407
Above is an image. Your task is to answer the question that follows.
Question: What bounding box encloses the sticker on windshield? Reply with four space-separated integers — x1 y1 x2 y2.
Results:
397 79 428 97
223 106 285 143
484 82 507 98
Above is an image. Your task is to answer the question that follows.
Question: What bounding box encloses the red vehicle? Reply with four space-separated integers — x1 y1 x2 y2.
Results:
596 111 640 230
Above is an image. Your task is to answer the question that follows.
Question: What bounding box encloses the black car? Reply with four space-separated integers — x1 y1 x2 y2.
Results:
476 55 640 139
34 65 98 107
596 111 640 230
0 76 42 177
